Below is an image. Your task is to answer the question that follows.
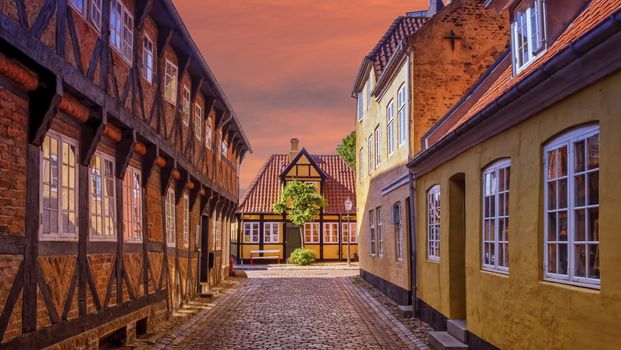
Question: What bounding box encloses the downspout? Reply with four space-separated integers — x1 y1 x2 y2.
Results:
406 48 418 314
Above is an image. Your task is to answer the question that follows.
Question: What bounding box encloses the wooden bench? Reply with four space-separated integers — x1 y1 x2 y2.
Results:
249 250 281 265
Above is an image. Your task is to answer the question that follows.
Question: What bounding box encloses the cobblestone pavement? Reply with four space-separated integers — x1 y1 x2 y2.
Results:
152 269 430 350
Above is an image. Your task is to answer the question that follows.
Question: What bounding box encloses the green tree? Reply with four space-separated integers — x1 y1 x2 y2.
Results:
272 181 326 248
337 131 356 168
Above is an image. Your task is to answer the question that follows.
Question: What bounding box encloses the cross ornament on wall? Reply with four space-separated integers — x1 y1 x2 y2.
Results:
443 30 462 51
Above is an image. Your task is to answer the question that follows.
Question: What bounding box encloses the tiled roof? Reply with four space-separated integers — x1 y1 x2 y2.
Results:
368 16 429 80
426 0 621 146
238 154 356 214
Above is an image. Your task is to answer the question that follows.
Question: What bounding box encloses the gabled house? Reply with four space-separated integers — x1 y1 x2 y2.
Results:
408 0 621 348
235 139 357 263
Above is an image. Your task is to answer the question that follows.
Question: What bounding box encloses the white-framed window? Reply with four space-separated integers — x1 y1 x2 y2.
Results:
90 152 116 241
243 222 259 243
41 132 78 241
544 125 600 288
392 203 403 262
194 103 203 140
89 0 102 30
512 0 546 73
164 60 178 105
221 140 228 157
142 35 154 83
482 159 511 273
214 216 222 250
374 126 380 168
183 193 189 248
264 222 280 243
342 222 357 243
303 222 320 244
427 185 441 261
369 209 376 256
165 188 176 247
69 0 85 13
182 87 190 125
357 91 364 121
387 100 395 155
205 123 212 149
366 77 371 110
398 84 407 146
323 223 339 243
377 207 383 257
368 134 373 175
123 167 142 243
110 0 133 63
359 147 364 183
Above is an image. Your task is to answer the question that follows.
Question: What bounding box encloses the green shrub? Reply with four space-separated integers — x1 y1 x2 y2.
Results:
289 248 316 266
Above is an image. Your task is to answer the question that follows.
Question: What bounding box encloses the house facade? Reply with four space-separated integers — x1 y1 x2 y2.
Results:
408 0 621 348
353 0 508 306
0 0 250 348
235 139 357 263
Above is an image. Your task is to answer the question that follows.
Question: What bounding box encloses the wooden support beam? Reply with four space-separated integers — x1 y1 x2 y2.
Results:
141 144 158 188
188 178 201 211
0 262 23 339
66 7 84 74
213 108 225 129
56 0 67 59
85 41 101 80
157 27 173 58
174 168 188 204
61 265 77 320
178 54 191 82
79 108 106 165
135 0 154 30
30 0 56 39
36 264 60 325
160 157 175 196
191 78 203 102
15 0 28 28
115 177 124 305
116 129 137 178
30 76 62 146
77 163 89 316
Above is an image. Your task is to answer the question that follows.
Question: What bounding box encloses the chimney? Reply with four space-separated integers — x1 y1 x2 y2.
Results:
427 0 444 16
289 138 299 159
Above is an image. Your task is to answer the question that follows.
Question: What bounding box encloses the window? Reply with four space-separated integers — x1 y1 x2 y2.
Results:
110 0 133 63
90 153 116 241
342 222 357 243
89 0 102 30
264 222 280 243
512 0 546 73
214 216 222 250
387 100 395 155
194 104 203 140
366 77 371 110
123 167 142 243
69 0 84 13
427 185 441 261
221 140 228 157
165 188 176 247
205 123 212 149
164 60 178 105
374 126 380 168
303 223 320 244
41 133 78 240
482 160 511 272
142 35 154 83
392 203 403 262
369 210 376 256
377 207 383 257
183 194 189 248
544 126 600 288
359 147 364 182
323 223 339 243
357 92 363 121
182 87 190 125
368 134 373 175
398 84 407 146
243 222 259 243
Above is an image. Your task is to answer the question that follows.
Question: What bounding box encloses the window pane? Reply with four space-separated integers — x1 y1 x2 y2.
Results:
574 174 586 207
574 244 586 277
588 244 600 279
575 209 586 242
574 140 585 172
558 212 568 241
587 134 599 170
587 207 599 242
587 172 599 206
558 147 567 177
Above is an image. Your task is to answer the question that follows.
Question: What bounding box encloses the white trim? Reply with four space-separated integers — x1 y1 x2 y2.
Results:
323 222 339 244
89 0 103 31
376 207 383 257
387 99 395 156
142 34 154 84
182 87 191 125
481 159 511 274
397 83 407 147
374 126 381 168
165 187 176 247
68 0 85 14
393 202 403 262
89 151 117 242
511 0 547 74
369 209 376 256
109 0 133 64
243 222 260 243
303 222 320 244
264 222 280 243
427 185 441 262
194 103 203 140
123 166 142 243
183 193 189 248
341 222 357 243
164 60 178 105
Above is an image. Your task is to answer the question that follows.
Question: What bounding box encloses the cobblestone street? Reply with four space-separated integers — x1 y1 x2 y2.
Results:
152 269 430 349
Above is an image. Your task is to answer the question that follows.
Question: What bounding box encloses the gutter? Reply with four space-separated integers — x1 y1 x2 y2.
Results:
405 50 418 313
408 7 621 172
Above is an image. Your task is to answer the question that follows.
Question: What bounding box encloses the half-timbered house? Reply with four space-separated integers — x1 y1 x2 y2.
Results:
0 0 251 348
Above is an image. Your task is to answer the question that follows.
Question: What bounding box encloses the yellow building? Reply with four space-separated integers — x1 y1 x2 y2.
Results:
234 139 357 263
408 0 621 349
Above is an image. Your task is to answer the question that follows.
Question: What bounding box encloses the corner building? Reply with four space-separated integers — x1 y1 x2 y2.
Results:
0 0 251 348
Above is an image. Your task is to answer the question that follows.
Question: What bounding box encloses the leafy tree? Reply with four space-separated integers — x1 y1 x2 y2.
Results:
273 181 326 248
337 131 356 168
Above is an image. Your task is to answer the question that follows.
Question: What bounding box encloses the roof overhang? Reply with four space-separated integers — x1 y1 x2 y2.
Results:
372 41 408 100
351 58 374 98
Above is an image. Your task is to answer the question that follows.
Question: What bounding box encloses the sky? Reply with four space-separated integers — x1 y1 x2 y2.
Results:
172 0 428 193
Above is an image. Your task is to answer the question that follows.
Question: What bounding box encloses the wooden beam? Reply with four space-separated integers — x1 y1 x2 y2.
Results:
141 144 158 188
135 0 154 31
36 264 60 324
115 177 124 305
157 27 173 58
79 108 105 165
66 7 84 74
30 76 62 146
116 129 137 178
85 41 101 80
77 163 89 316
191 78 203 102
160 157 175 196
15 0 28 28
188 179 201 211
30 0 56 39
55 0 67 59
0 262 23 340
61 265 77 320
0 235 24 255
174 168 188 204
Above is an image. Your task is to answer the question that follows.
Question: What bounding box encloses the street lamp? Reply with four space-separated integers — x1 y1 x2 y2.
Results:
344 197 353 269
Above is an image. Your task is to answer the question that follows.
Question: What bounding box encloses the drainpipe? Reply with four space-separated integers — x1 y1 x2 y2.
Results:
408 171 417 316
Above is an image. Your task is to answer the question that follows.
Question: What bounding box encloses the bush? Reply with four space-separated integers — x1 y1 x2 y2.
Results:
289 248 316 266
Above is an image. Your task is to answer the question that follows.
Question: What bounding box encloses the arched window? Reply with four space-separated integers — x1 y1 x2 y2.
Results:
427 185 441 261
482 159 511 273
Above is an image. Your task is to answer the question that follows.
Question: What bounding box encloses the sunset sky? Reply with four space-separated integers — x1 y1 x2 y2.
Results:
172 0 428 192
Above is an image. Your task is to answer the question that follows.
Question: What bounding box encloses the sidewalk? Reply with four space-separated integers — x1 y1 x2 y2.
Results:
234 261 360 270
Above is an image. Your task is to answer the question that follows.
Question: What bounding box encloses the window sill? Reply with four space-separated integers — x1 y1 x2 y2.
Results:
426 257 440 264
541 277 600 291
480 268 509 277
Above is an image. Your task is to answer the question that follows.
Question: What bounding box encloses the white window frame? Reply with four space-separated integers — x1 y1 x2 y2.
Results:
205 123 212 149
243 222 260 243
69 0 85 14
214 216 222 250
40 132 79 241
264 222 280 243
89 152 116 241
110 0 133 64
357 91 364 121
387 100 395 155
123 166 142 243
221 139 228 157
164 60 178 105
369 209 376 256
427 185 441 261
194 103 203 141
89 0 102 30
342 222 357 243
323 222 339 244
182 87 190 125
368 134 373 175
374 126 380 168
376 207 383 257
142 34 154 84
544 125 600 288
359 147 364 183
165 188 176 247
183 193 189 248
511 0 547 74
303 222 320 244
482 159 511 273
398 84 407 147
392 203 403 262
